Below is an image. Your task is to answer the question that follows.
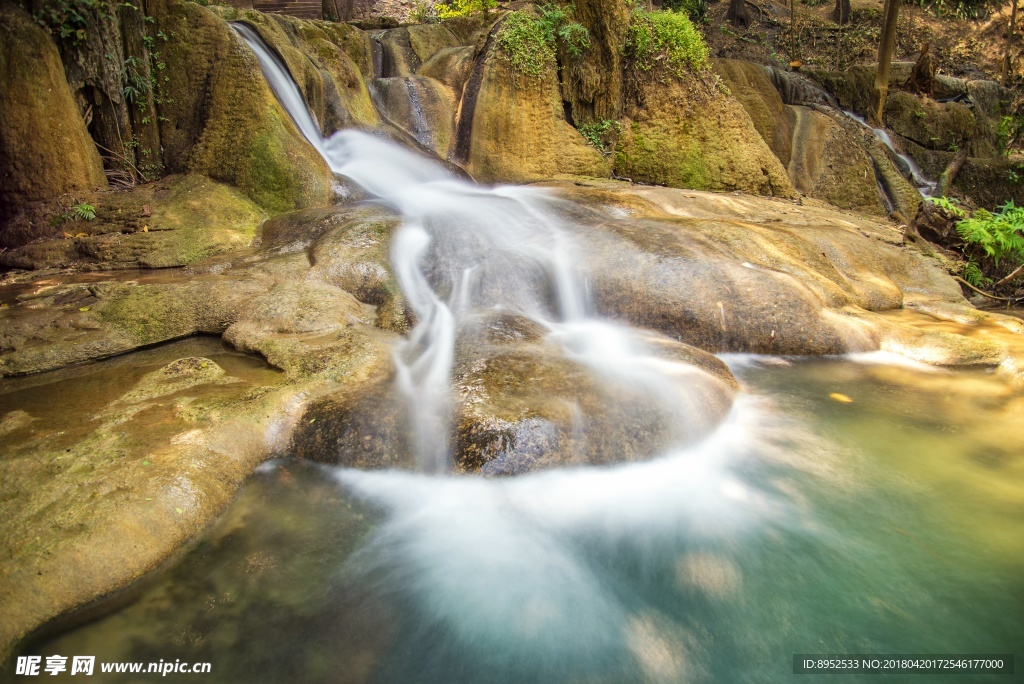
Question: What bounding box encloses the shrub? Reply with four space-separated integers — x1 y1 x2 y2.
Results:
496 6 590 79
496 11 555 78
662 0 707 19
625 8 709 77
411 0 440 23
536 3 590 56
436 0 496 19
928 196 1024 287
955 201 1024 269
72 202 97 221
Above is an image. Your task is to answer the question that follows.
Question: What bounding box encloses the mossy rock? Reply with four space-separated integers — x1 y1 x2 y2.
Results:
369 76 456 158
786 106 884 215
153 0 333 214
406 24 461 65
0 175 266 270
615 74 794 197
951 156 1024 208
712 59 793 166
212 9 380 133
884 91 996 158
459 27 610 183
418 45 476 93
0 3 107 247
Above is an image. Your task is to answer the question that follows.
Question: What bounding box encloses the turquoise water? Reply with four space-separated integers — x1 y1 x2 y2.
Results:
21 355 1023 683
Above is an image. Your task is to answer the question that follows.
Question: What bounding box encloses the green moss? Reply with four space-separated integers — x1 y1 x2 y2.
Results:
496 11 555 79
616 124 710 188
625 8 709 76
143 174 265 266
495 6 590 82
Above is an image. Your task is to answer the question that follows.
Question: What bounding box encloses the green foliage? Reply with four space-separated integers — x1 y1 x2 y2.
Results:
955 201 1024 269
914 0 984 20
625 8 710 77
35 0 113 46
496 11 554 78
961 259 988 287
662 0 707 19
535 4 590 57
411 0 440 23
578 118 621 153
496 6 591 79
72 202 97 221
925 195 966 218
436 0 496 19
998 114 1024 156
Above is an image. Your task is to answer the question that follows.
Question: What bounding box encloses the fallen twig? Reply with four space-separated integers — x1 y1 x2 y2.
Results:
994 263 1024 288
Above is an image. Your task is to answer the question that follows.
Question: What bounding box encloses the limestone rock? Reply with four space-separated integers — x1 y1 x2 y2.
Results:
456 20 610 183
0 3 106 247
152 0 333 214
614 74 795 197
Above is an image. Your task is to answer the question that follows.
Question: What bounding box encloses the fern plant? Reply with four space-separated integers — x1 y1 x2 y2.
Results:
72 202 97 221
955 201 1024 268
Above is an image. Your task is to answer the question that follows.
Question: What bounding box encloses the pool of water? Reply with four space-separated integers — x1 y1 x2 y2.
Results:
19 354 1024 683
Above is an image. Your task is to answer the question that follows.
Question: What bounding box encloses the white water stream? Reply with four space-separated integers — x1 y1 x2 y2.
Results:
233 22 724 472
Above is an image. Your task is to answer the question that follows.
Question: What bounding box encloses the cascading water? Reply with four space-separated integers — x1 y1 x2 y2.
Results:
234 22 726 472
843 110 938 197
18 25 1023 684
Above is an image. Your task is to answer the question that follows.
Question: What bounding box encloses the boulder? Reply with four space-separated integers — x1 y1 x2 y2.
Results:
712 59 793 166
151 0 333 214
0 3 106 247
614 73 795 197
785 106 881 214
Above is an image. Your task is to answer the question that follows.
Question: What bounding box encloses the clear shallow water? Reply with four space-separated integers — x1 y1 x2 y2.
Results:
22 356 1024 683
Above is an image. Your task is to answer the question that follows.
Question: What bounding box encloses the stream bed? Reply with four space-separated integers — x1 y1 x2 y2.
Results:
20 354 1023 683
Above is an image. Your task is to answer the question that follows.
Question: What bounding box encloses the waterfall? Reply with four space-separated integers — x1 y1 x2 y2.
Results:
843 110 938 197
234 22 723 472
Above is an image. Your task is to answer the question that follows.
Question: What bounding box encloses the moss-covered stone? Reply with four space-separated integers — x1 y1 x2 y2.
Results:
0 3 106 247
712 59 793 166
460 28 610 183
614 74 794 197
884 91 996 158
152 0 332 214
786 106 884 215
0 175 266 270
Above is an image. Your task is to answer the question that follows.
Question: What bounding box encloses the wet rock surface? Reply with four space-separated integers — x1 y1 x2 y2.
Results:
3 181 1024 660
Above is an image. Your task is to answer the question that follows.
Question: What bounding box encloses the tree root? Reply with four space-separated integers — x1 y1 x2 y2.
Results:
952 276 1011 301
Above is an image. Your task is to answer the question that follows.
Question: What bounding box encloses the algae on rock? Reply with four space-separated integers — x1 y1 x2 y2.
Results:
0 3 106 247
152 0 333 214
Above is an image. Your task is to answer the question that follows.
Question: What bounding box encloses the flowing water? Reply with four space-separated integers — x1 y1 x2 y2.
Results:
233 23 725 473
843 111 938 198
21 355 1024 682
14 27 1021 683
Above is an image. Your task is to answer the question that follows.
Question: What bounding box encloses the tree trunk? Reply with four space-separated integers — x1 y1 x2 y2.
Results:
832 0 850 24
868 0 901 126
1003 0 1019 86
726 0 750 27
